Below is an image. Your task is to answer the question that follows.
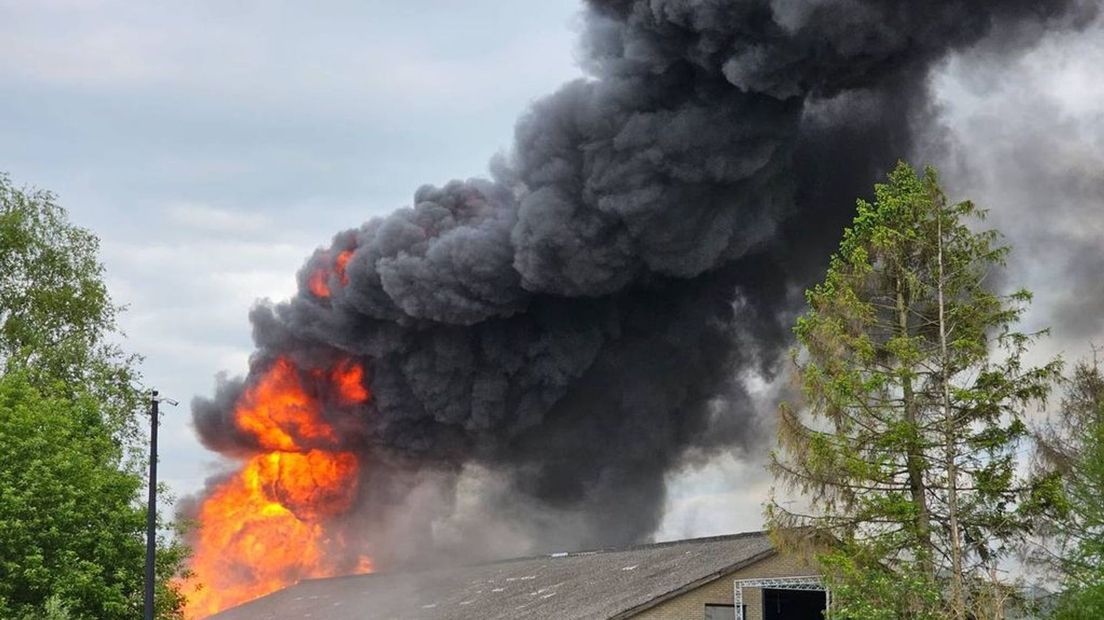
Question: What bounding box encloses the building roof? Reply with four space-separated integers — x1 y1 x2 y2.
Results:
210 531 776 620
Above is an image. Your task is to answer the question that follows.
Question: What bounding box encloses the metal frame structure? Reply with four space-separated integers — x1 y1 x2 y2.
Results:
732 575 829 620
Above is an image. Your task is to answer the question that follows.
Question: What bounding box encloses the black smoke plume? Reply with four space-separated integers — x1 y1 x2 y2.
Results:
192 0 1096 564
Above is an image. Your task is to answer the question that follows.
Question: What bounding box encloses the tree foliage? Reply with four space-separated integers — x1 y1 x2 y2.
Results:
767 162 1061 619
0 175 186 618
0 371 187 619
1035 355 1104 618
0 173 142 448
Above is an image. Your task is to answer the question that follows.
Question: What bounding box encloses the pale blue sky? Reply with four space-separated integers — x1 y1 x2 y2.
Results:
2 1 1101 540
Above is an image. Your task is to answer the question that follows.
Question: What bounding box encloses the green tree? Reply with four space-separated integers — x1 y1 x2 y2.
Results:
0 176 187 618
1034 355 1104 619
0 174 142 447
767 162 1061 619
0 370 187 619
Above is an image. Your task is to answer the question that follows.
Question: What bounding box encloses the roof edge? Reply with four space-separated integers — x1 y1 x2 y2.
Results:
604 530 769 554
607 547 779 620
296 530 773 585
211 532 777 619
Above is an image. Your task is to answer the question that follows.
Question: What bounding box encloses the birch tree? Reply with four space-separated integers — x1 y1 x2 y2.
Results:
0 174 142 446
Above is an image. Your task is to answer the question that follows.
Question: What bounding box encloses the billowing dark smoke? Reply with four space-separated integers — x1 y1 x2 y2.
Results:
192 0 1095 564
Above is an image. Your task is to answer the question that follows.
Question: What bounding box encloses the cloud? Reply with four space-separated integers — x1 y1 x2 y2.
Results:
0 1 582 119
166 203 272 234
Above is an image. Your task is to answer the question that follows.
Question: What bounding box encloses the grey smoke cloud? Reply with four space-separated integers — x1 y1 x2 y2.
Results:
929 19 1104 352
192 0 1098 567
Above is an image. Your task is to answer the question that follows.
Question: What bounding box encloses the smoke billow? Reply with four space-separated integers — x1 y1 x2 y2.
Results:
191 0 1096 566
927 15 1104 358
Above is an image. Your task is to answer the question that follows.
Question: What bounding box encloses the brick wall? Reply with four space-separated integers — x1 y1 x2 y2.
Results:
630 552 817 620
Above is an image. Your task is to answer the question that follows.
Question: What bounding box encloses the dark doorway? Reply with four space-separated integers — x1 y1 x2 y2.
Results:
762 588 826 620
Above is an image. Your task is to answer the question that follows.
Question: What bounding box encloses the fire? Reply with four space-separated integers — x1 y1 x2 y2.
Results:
354 555 375 574
307 248 355 298
335 249 353 285
182 356 372 619
331 358 369 403
234 357 337 452
308 268 330 298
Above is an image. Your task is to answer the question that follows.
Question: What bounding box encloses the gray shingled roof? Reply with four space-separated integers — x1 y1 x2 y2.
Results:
209 531 775 620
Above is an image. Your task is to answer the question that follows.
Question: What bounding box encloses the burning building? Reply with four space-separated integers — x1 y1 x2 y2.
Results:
182 0 1097 617
205 531 827 620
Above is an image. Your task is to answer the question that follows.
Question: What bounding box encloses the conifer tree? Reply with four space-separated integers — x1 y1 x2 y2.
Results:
767 162 1061 619
1035 354 1104 618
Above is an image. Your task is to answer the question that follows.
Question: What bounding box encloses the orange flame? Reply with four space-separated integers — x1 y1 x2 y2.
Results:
307 249 355 298
308 268 330 298
354 555 375 574
332 358 370 403
235 357 337 452
335 249 353 285
182 356 372 619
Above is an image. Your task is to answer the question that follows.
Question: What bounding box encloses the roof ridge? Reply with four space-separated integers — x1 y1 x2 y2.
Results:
598 530 769 554
298 530 771 585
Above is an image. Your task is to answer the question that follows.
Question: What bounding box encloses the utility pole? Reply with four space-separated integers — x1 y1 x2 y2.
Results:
145 390 176 620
